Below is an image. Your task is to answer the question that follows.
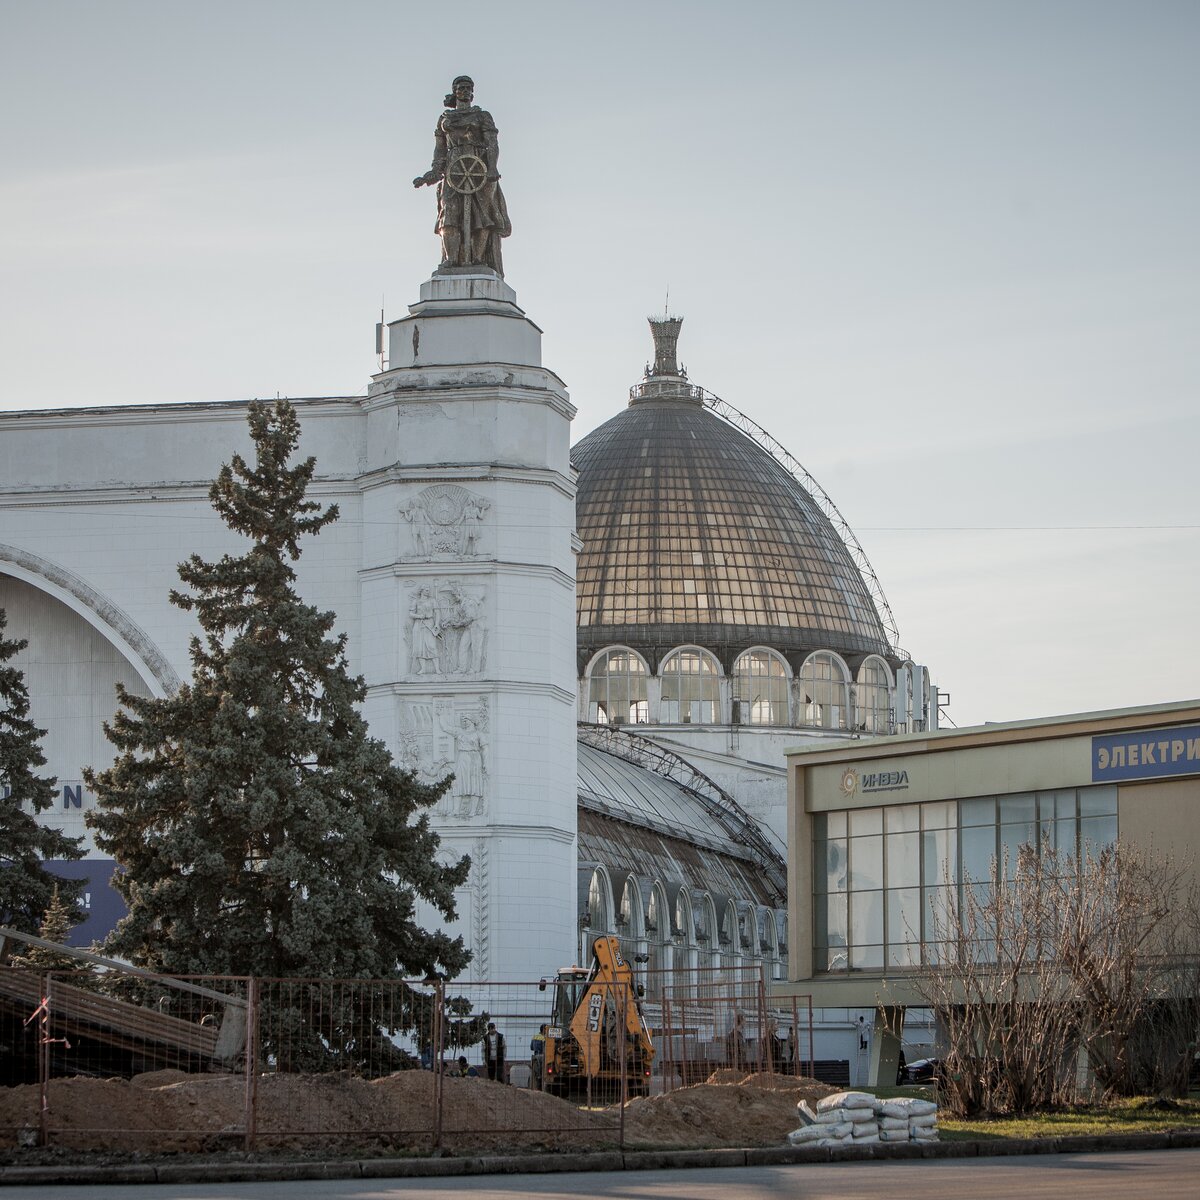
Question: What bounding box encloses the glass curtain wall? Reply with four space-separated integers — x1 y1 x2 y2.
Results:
813 786 1118 972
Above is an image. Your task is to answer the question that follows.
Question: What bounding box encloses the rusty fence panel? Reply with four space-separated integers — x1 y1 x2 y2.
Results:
244 976 629 1152
2 965 811 1153
247 976 440 1150
642 964 815 1092
0 966 248 1151
428 978 625 1153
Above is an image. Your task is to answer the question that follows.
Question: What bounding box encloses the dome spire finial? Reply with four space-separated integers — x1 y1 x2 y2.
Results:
647 314 685 379
629 312 701 405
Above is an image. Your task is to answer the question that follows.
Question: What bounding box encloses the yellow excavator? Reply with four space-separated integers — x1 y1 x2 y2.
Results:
539 936 655 1100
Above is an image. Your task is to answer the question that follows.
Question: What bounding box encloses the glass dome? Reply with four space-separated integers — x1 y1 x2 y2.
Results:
573 318 892 670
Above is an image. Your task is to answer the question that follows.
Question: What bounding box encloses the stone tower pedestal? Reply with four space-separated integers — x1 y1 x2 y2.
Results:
361 269 577 982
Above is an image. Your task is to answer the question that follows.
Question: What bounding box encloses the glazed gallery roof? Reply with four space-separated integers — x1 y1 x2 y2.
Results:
572 319 892 668
577 737 786 908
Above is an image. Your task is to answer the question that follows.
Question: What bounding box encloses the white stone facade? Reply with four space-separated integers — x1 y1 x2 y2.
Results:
0 270 578 983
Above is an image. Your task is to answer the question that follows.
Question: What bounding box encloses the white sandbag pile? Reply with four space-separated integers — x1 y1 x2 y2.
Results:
786 1091 939 1149
879 1095 939 1143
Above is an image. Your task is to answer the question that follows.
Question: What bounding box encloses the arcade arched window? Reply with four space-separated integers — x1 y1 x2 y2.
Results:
660 648 721 724
855 656 892 734
732 649 790 725
798 651 850 730
587 867 615 934
587 648 649 724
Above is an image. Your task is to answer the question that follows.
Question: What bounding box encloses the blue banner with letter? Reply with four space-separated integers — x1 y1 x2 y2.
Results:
1092 724 1200 783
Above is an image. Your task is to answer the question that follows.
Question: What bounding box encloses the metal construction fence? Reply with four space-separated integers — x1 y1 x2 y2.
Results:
0 964 813 1152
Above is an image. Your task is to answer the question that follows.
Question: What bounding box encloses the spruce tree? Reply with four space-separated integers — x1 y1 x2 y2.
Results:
0 609 84 932
11 885 90 979
85 400 470 993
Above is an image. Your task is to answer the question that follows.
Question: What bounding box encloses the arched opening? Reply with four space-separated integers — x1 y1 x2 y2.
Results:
758 907 780 981
720 899 742 972
616 875 647 981
693 890 719 976
645 881 672 1002
771 911 787 982
672 888 696 999
0 551 177 697
585 647 649 724
797 651 850 730
731 648 790 726
588 866 615 932
854 656 893 734
660 647 721 725
737 899 760 973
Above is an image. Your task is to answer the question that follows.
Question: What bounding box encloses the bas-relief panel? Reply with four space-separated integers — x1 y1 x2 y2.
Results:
397 695 489 821
399 484 490 561
405 579 487 678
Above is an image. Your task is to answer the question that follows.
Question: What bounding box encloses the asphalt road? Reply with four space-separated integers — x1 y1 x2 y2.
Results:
4 1150 1200 1200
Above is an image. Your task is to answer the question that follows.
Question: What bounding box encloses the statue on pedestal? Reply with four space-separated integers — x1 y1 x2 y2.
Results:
413 75 511 276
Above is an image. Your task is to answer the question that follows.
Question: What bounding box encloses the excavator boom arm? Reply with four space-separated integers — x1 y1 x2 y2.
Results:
566 936 654 1076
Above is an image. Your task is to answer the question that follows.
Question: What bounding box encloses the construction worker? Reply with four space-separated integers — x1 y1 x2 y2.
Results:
530 1023 548 1089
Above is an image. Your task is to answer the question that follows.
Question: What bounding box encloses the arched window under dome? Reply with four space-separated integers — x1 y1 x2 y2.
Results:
660 647 721 724
855 656 893 734
587 647 649 724
645 881 672 1002
732 649 790 725
587 867 615 935
798 651 850 730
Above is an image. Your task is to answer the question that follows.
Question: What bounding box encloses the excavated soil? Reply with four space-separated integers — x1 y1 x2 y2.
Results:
0 1069 835 1156
622 1072 836 1149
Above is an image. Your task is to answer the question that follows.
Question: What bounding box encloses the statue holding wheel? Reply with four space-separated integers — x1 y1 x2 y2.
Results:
413 76 512 276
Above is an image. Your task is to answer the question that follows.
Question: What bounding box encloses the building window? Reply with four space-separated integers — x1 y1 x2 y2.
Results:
813 785 1118 973
587 648 649 724
854 657 892 734
798 652 850 730
616 877 648 988
732 649 790 725
645 882 672 1002
660 648 721 724
587 868 614 934
672 889 697 998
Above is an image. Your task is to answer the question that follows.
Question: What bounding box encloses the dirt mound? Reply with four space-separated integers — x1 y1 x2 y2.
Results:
621 1075 836 1149
704 1070 835 1095
0 1071 834 1155
0 1072 613 1154
130 1069 192 1089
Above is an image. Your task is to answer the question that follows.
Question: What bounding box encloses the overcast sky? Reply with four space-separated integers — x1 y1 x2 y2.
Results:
1 0 1196 729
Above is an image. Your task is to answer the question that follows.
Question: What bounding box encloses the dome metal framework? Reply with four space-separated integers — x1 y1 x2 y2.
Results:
697 390 905 661
573 318 901 674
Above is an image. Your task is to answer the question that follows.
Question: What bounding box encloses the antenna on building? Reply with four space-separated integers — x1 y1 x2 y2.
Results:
375 299 387 372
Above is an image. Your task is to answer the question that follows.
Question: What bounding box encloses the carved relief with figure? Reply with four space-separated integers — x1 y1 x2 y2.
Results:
404 579 487 678
399 696 489 821
399 485 490 560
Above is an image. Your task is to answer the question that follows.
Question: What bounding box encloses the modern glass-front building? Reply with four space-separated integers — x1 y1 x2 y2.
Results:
783 699 1200 1082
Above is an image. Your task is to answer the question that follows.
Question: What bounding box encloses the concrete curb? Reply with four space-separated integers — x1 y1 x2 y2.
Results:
2 1130 1198 1187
